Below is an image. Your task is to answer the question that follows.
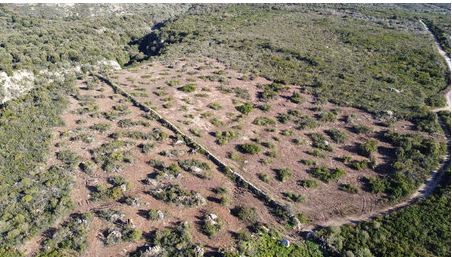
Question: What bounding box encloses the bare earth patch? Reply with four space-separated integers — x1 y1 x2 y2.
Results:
110 58 442 226
25 77 279 256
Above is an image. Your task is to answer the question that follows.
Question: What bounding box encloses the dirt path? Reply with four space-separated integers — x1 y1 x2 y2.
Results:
419 19 451 113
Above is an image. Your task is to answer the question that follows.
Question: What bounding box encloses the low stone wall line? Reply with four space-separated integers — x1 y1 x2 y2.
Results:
96 74 296 223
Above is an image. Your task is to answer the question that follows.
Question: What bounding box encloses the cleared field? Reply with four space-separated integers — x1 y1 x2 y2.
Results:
110 58 444 226
26 76 281 256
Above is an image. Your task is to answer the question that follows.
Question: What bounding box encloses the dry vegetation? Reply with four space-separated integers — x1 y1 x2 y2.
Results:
24 76 285 257
111 58 446 226
0 4 449 257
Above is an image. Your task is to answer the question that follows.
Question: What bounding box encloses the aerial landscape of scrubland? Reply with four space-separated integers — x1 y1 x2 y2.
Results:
0 3 450 257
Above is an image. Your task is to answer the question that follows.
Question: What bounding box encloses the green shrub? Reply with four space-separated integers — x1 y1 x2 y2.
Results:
369 132 446 200
189 128 202 137
257 173 270 183
296 213 310 224
349 159 368 171
154 163 181 180
297 116 318 129
280 129 294 136
318 111 337 122
258 103 271 112
132 222 201 257
301 159 317 167
177 83 196 93
215 130 238 145
201 213 222 237
138 142 154 154
252 116 276 126
275 168 292 182
166 80 180 87
178 159 210 179
79 160 96 174
125 228 142 242
413 112 441 133
283 192 304 203
259 83 284 100
310 133 333 151
222 230 322 256
326 129 347 144
338 183 359 194
210 117 224 127
359 139 379 157
151 184 206 207
38 213 91 255
310 166 345 183
95 209 124 223
308 149 325 158
92 140 133 172
351 124 372 134
89 123 111 133
108 176 128 187
289 92 302 104
118 119 149 128
208 102 222 110
237 143 261 154
146 209 165 221
232 206 258 223
299 179 319 188
235 102 254 114
56 150 80 169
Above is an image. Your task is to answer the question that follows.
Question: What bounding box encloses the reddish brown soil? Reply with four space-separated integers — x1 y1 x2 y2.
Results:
24 77 279 257
110 58 441 226
21 57 446 256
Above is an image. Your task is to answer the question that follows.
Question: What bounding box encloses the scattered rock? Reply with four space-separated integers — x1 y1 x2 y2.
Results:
280 238 290 248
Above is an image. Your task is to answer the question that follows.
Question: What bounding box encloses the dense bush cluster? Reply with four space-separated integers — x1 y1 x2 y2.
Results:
309 166 346 183
37 213 91 256
131 222 204 257
200 213 222 237
235 102 254 114
91 140 133 172
224 230 323 257
0 4 191 75
215 130 238 145
317 167 451 257
151 184 206 207
237 143 262 154
0 78 74 247
369 131 446 200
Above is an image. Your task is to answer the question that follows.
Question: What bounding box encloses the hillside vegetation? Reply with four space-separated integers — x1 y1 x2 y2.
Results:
0 4 191 75
153 4 449 119
317 165 450 257
0 75 74 247
0 4 449 257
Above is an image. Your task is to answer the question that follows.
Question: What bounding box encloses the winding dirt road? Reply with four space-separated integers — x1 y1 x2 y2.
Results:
419 19 451 113
303 19 451 232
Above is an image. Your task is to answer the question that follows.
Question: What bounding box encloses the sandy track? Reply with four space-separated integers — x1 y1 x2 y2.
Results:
419 19 451 113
